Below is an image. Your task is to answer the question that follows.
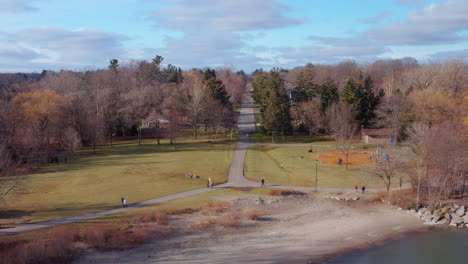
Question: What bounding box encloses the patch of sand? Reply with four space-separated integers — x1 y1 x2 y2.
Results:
75 192 425 264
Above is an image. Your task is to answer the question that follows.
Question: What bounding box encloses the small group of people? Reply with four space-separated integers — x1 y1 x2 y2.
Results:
355 185 366 193
121 197 128 208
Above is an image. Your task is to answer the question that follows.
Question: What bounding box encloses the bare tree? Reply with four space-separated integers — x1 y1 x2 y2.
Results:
326 102 358 171
366 149 402 191
376 94 413 140
182 71 207 139
0 139 21 201
407 121 465 209
292 99 325 136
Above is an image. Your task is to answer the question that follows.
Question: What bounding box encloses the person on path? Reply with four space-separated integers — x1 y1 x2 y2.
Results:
123 197 128 208
361 186 366 194
121 197 124 207
261 179 265 187
208 177 213 188
355 185 358 192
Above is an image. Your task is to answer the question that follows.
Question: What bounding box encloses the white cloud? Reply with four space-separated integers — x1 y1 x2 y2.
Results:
0 27 128 71
0 0 38 13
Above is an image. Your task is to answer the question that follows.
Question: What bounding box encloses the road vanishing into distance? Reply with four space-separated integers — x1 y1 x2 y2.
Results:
0 85 392 235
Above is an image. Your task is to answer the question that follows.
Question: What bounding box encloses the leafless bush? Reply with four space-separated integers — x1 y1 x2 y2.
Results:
244 209 268 220
219 213 241 228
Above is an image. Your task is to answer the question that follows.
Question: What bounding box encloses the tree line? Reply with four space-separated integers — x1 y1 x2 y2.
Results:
0 56 246 171
252 58 467 205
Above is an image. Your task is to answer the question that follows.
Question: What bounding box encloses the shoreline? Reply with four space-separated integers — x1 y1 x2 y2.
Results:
76 193 429 264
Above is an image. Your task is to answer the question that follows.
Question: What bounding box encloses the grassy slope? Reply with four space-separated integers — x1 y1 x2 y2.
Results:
1 136 236 224
245 146 404 188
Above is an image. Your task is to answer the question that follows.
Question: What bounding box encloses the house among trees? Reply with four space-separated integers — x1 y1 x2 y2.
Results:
361 128 396 144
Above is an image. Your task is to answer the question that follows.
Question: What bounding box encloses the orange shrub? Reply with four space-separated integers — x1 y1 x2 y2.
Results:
244 209 268 220
219 213 241 228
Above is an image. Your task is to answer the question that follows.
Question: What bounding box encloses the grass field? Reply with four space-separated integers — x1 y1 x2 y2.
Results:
245 146 406 188
1 136 237 224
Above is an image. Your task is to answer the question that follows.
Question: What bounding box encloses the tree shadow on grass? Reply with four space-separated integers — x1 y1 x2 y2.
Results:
0 210 31 219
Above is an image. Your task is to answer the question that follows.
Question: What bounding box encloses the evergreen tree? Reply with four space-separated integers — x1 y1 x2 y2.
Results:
203 69 230 106
294 64 319 102
252 72 270 111
319 79 339 113
262 72 292 141
341 74 383 127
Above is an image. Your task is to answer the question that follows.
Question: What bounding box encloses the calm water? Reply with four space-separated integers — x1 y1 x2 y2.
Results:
328 230 468 264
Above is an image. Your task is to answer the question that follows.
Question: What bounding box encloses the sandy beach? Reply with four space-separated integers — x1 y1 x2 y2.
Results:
75 192 426 264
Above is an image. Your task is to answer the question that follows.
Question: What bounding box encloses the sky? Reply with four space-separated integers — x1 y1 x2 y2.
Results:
0 0 467 72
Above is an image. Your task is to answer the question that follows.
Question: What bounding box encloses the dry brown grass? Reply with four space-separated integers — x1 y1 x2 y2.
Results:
0 220 174 264
244 209 268 220
136 212 168 225
219 213 241 228
190 218 217 230
201 201 231 215
372 190 416 210
269 189 307 196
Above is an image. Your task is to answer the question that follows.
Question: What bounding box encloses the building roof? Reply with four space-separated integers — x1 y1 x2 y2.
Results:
361 128 394 137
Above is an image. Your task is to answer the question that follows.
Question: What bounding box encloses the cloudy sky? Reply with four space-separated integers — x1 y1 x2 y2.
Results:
0 0 467 72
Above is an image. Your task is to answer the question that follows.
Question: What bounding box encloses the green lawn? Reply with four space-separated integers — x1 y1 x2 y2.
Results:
1 136 236 224
245 146 404 188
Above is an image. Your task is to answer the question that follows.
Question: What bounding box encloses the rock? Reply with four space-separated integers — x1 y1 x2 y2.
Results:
255 197 264 205
352 197 359 201
462 215 468 223
449 214 464 226
455 206 465 217
398 207 403 211
454 204 460 209
335 197 341 201
409 209 416 214
432 214 442 223
436 218 449 225
444 213 452 221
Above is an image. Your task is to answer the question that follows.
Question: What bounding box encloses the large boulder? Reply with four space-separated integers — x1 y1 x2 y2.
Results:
436 218 449 225
455 206 465 217
449 213 464 227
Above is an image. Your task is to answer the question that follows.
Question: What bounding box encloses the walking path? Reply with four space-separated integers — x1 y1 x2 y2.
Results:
0 86 397 235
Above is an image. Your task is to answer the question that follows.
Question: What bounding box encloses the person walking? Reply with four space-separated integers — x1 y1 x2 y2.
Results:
123 197 128 208
208 177 213 188
361 186 366 194
121 197 125 208
261 179 265 187
355 185 358 192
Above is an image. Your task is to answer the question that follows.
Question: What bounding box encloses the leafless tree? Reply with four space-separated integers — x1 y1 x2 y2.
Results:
0 139 21 201
292 99 325 136
407 121 465 209
365 149 402 191
376 94 413 140
326 102 358 171
182 71 207 138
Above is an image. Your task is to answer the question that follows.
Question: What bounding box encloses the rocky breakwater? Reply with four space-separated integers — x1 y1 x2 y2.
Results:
408 205 468 228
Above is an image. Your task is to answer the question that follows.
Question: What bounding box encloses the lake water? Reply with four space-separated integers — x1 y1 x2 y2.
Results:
327 229 468 264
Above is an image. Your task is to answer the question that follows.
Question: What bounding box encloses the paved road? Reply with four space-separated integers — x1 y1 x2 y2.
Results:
0 85 396 235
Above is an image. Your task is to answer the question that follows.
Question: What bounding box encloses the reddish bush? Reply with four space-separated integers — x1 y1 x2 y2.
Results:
269 189 307 196
244 209 268 220
190 218 216 230
201 201 231 215
219 213 241 228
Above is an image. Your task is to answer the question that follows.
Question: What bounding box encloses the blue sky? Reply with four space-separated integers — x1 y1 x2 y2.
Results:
0 0 467 72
